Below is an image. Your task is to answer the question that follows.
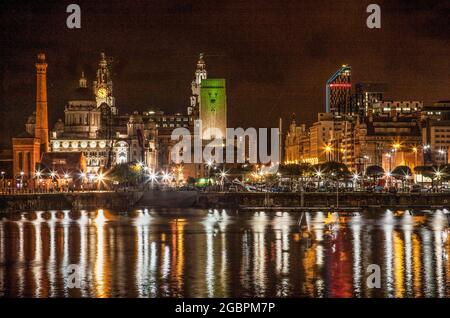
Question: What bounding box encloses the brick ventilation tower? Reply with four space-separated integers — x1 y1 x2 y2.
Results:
35 53 49 153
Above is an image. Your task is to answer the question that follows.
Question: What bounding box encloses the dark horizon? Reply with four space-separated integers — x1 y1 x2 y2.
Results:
0 0 449 148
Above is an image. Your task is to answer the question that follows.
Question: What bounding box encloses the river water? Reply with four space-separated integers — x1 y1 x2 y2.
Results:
0 208 448 297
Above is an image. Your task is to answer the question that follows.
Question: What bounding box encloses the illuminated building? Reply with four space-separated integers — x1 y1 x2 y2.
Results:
326 65 352 115
200 79 227 140
93 52 117 115
48 54 159 173
420 101 450 165
353 116 422 172
284 113 309 164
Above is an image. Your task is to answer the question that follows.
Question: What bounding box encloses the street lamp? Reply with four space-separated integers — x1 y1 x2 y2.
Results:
206 160 213 187
434 170 442 192
64 173 70 191
315 169 322 189
149 171 158 188
35 170 42 191
352 172 359 191
20 171 24 190
219 169 228 192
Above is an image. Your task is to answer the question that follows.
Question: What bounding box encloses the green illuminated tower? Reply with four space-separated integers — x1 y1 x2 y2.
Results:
200 79 227 140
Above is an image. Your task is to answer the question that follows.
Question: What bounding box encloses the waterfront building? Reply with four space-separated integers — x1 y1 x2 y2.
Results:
50 53 158 174
285 114 309 164
49 67 159 174
353 115 422 173
199 79 227 140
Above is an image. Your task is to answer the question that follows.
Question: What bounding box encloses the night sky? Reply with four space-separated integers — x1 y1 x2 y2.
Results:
0 0 449 148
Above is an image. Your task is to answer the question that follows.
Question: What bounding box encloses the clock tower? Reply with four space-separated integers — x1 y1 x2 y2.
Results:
189 53 207 117
93 52 117 114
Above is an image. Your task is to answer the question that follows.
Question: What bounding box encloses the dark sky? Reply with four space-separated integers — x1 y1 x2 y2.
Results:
0 0 449 147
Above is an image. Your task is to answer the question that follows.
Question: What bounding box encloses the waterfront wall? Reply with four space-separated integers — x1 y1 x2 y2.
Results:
0 191 143 212
2 191 450 212
195 192 450 209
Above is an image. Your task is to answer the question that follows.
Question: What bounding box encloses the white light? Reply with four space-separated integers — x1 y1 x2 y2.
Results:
149 172 158 181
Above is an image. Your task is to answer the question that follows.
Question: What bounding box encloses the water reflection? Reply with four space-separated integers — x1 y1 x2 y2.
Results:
0 208 448 298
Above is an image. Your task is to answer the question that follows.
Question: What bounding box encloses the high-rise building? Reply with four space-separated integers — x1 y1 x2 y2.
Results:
200 79 227 140
353 82 386 117
326 65 352 115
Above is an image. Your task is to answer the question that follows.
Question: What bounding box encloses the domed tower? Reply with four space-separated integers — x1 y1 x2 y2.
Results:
127 111 144 137
25 112 36 136
63 72 100 138
52 118 65 138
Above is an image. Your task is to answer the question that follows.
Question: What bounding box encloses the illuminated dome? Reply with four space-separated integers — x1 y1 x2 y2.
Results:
69 71 96 102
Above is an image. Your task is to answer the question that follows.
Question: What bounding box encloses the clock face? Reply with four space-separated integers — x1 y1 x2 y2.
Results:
97 87 107 98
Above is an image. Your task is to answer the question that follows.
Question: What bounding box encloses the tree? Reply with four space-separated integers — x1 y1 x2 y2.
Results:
108 163 140 186
391 165 413 190
317 161 350 179
278 163 311 191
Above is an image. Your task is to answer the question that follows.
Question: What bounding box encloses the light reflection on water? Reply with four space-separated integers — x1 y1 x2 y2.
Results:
0 209 448 298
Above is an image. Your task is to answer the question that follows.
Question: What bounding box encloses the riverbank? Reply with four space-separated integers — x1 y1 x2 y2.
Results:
2 190 450 212
195 192 450 209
